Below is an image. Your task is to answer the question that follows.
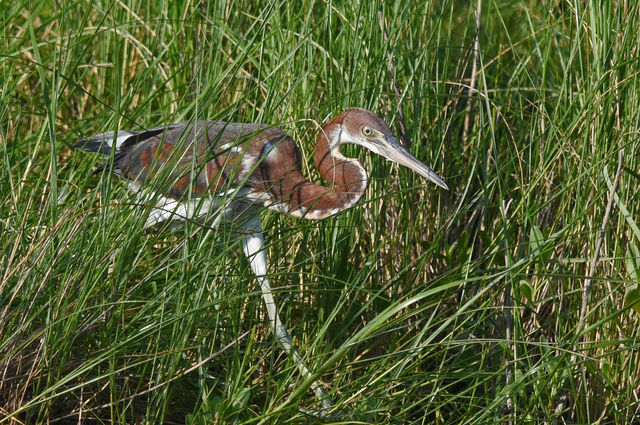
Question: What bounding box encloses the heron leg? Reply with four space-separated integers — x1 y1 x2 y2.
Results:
240 215 333 410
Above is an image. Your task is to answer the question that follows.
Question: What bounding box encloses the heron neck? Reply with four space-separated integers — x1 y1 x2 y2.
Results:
263 118 369 220
306 120 368 211
314 122 366 190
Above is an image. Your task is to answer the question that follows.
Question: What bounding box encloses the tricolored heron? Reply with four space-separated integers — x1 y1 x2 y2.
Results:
74 108 448 411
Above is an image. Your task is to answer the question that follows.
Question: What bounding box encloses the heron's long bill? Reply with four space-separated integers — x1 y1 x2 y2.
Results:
380 136 449 190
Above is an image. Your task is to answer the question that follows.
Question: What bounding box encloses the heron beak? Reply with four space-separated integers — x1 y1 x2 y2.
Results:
377 135 449 190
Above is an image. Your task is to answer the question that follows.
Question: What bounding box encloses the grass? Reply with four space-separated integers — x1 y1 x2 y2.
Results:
2 0 640 423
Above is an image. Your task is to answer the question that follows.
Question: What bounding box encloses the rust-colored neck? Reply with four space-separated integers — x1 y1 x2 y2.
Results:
316 120 367 191
260 114 369 220
290 118 368 218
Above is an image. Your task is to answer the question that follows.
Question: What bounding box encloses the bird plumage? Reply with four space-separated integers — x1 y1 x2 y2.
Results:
73 108 447 412
75 109 405 225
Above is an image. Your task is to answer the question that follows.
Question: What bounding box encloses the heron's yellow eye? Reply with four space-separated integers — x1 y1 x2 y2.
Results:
362 126 373 136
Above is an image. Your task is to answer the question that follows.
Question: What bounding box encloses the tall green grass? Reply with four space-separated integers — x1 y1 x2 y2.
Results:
2 0 639 423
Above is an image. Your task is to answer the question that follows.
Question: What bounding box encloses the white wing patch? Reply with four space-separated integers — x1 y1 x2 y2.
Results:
218 142 243 155
113 131 133 151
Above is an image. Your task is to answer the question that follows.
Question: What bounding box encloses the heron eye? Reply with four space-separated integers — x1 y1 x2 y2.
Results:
362 126 373 136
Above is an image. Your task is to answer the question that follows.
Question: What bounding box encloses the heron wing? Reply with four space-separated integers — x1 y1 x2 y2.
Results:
110 121 297 200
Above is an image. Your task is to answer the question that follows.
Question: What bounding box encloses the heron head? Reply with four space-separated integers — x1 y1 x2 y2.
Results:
333 108 449 190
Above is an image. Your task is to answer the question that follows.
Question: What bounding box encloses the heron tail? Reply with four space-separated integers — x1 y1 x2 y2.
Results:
73 130 135 154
